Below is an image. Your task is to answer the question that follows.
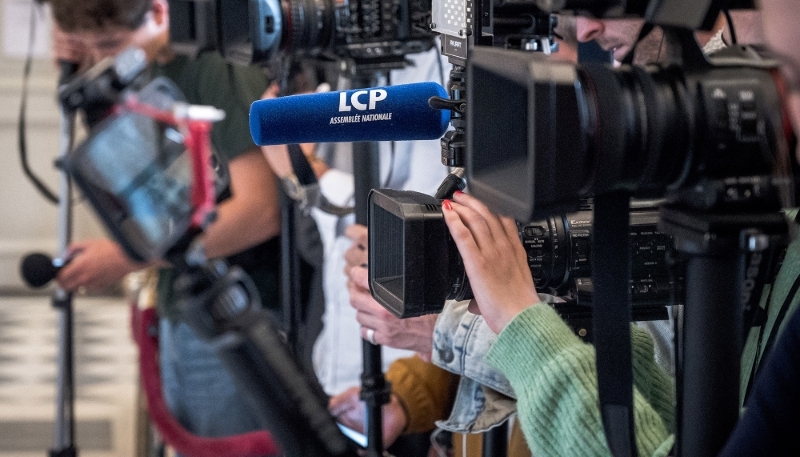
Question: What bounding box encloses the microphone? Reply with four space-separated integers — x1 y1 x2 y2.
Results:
20 253 69 288
250 82 451 146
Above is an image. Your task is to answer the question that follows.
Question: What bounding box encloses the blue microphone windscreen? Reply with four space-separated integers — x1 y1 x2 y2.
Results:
250 82 451 145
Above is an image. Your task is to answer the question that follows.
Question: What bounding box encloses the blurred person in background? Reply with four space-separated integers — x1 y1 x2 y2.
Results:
50 0 281 451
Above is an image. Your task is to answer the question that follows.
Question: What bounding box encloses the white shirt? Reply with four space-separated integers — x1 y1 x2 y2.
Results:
312 42 451 395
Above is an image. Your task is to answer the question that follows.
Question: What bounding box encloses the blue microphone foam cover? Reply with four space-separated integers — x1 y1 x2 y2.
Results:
250 82 451 145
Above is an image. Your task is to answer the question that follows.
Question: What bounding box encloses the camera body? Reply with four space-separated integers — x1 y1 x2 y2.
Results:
368 189 678 318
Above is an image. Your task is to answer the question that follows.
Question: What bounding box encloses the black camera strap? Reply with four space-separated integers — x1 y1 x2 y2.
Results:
592 192 638 457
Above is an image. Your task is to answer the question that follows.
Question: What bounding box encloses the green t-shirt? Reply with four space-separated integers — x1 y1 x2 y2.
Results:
152 51 280 321
154 52 265 162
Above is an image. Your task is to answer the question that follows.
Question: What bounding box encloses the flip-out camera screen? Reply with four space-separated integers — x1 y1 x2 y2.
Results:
64 94 194 262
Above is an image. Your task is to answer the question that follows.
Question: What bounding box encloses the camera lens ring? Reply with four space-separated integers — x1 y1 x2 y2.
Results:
579 63 627 195
637 65 693 194
284 0 334 54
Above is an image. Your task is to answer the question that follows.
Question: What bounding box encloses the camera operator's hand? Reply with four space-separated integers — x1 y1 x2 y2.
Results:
348 265 437 360
329 386 408 448
56 239 146 292
442 192 540 335
343 224 368 271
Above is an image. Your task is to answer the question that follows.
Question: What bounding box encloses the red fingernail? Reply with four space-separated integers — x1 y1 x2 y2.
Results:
454 190 464 195
442 199 452 210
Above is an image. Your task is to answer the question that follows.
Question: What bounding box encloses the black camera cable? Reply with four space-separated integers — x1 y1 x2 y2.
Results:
19 0 61 204
434 168 466 200
723 9 738 45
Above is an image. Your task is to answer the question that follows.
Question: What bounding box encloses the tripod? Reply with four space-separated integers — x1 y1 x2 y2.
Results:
50 65 79 457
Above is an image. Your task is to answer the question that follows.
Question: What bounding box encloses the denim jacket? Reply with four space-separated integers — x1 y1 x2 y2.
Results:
432 296 676 434
431 295 562 433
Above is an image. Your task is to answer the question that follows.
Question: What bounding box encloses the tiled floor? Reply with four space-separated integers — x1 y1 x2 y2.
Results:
0 295 139 457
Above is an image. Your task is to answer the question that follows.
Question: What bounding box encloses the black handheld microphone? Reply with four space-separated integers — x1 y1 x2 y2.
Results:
20 253 69 288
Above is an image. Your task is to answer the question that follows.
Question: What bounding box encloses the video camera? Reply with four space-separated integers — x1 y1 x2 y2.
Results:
467 31 792 223
369 190 677 318
169 0 437 68
57 48 205 263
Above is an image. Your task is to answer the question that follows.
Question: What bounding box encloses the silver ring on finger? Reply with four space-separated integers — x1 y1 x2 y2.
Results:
365 327 377 345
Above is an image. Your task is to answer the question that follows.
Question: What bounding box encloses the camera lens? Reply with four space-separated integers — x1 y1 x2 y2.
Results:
369 189 679 318
232 0 435 65
522 217 570 290
444 235 473 302
578 63 690 198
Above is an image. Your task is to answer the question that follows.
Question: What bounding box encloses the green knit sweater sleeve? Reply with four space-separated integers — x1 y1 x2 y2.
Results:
486 304 675 457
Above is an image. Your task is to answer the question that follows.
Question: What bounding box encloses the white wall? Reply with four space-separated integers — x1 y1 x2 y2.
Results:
0 0 105 290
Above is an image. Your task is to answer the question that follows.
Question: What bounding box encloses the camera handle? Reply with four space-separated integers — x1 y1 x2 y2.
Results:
50 66 79 457
658 205 788 457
